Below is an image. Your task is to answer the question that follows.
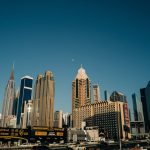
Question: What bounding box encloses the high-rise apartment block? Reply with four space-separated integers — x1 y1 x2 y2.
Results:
72 66 91 127
1 67 15 127
31 71 54 128
16 76 33 127
93 84 100 103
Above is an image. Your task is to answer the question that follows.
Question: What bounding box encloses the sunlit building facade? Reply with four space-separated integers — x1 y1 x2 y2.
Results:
31 71 55 128
72 66 91 127
93 84 100 103
73 100 131 140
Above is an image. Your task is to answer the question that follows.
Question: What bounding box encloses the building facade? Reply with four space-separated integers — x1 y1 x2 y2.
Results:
16 76 33 127
132 93 144 122
22 100 33 128
31 71 54 128
1 67 15 127
54 110 63 128
104 90 110 101
73 100 131 140
131 93 145 138
140 81 150 133
12 89 19 116
110 91 127 103
72 66 91 127
93 84 100 103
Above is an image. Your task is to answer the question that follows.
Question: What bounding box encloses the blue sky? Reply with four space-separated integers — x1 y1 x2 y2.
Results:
0 0 150 114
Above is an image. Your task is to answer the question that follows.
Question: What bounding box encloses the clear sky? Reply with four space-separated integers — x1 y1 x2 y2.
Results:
0 0 150 115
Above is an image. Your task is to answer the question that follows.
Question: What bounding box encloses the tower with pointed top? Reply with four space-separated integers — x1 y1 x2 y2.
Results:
72 66 91 127
1 67 15 127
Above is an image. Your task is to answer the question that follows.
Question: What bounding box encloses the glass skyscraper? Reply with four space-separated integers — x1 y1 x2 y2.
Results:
140 81 150 133
132 93 144 122
16 76 33 127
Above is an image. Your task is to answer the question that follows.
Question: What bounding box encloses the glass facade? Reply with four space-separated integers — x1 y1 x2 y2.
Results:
145 82 150 132
140 85 150 133
76 79 78 98
132 93 144 122
16 76 33 127
86 79 89 98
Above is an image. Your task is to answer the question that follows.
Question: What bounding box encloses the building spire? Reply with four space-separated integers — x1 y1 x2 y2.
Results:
10 63 14 80
76 65 88 79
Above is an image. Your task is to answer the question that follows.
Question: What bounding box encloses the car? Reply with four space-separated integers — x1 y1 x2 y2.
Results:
31 145 49 150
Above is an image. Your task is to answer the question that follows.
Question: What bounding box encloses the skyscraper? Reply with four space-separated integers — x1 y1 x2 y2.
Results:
140 81 150 133
104 90 110 101
16 76 33 127
32 71 54 128
132 93 144 122
93 84 100 103
131 93 145 135
1 67 15 127
72 65 91 127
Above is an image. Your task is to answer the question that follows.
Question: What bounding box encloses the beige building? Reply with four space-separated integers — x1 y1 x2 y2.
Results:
93 84 100 103
73 100 131 140
31 71 55 128
72 66 91 127
54 110 63 128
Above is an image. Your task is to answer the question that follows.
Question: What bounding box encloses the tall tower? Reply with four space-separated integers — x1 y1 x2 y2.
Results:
104 90 110 101
1 67 15 127
16 76 33 127
32 71 54 128
140 81 150 133
72 65 91 127
93 84 100 103
132 93 144 122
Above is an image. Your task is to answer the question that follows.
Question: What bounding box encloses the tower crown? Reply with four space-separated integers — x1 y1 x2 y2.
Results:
10 64 14 80
76 65 88 79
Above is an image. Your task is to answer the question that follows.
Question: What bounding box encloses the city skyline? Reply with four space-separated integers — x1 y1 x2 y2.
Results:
0 0 150 114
